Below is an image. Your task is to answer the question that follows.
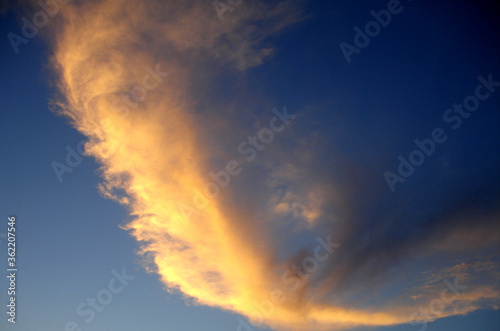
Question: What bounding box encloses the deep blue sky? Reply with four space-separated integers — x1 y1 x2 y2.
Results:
1 0 499 330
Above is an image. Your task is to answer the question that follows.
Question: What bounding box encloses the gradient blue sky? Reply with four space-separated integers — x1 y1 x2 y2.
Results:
1 0 499 330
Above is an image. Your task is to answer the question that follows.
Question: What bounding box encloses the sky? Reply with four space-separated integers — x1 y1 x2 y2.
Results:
0 0 499 330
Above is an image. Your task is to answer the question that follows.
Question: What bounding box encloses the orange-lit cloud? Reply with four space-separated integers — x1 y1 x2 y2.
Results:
43 0 500 330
